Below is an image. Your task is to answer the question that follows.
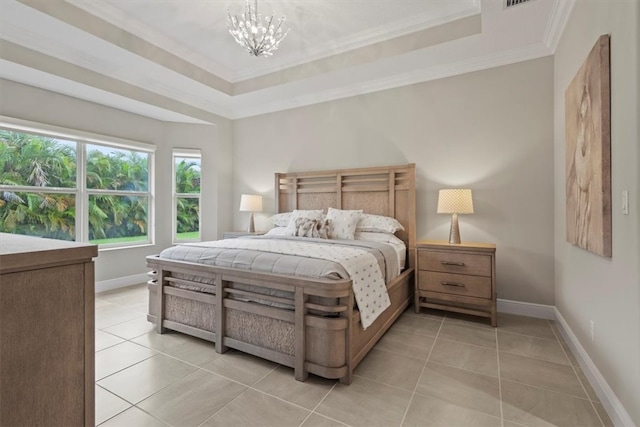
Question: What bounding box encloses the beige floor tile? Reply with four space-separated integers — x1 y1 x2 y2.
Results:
498 331 570 365
95 341 155 381
99 407 167 427
499 352 587 398
497 314 556 340
103 315 155 340
201 350 277 386
501 379 602 426
438 322 497 349
253 366 335 410
575 366 600 402
301 413 349 427
354 348 425 391
415 362 501 418
560 340 581 368
132 331 220 366
406 306 447 321
315 376 413 427
137 370 246 427
429 338 498 377
375 327 435 360
392 313 443 337
201 388 310 427
502 421 528 427
403 392 502 427
97 284 147 304
96 303 143 329
443 311 497 330
95 330 125 352
97 353 198 404
95 385 131 425
593 401 614 427
548 320 567 343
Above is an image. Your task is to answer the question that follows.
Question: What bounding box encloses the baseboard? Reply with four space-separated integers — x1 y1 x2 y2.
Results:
95 273 148 294
497 298 556 319
554 308 635 427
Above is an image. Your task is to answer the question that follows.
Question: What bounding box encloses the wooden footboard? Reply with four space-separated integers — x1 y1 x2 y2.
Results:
146 255 413 383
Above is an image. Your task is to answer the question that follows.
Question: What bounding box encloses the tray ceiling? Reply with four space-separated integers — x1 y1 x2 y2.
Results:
0 0 573 122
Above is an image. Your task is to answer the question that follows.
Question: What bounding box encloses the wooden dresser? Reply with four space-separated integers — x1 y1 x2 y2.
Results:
415 240 497 326
0 233 98 426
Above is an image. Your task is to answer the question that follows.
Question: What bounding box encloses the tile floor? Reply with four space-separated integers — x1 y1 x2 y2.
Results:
95 284 613 427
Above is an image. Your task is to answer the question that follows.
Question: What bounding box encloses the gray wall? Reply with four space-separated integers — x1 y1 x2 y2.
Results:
233 57 555 305
553 0 640 423
0 79 234 283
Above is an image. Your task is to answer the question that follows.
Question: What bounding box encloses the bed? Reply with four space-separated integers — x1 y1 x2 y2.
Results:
146 164 416 384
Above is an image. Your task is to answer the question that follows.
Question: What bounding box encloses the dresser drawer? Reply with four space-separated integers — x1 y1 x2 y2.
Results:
418 250 491 277
417 271 491 299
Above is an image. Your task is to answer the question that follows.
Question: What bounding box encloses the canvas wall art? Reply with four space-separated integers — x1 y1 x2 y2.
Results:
565 34 611 257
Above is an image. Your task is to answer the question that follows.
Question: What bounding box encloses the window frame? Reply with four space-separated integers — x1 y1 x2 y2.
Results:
172 149 202 244
0 116 155 250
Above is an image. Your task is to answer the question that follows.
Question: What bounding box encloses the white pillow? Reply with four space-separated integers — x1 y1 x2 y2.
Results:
326 207 362 240
356 213 405 234
284 210 325 236
264 227 287 236
270 212 293 227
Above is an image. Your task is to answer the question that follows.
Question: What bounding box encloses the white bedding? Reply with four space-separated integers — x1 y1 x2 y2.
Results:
185 238 392 329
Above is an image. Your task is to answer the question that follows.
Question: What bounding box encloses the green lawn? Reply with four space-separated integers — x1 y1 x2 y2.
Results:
89 231 200 245
90 235 148 245
176 231 200 240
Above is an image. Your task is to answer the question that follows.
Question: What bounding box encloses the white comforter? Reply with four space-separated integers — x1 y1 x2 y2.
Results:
186 238 391 329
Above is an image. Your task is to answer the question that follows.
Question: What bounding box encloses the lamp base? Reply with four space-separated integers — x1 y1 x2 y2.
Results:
448 213 461 244
247 212 255 233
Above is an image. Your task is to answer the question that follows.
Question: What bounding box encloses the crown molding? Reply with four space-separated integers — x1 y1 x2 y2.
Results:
67 0 235 82
230 42 552 119
232 4 481 82
543 0 576 52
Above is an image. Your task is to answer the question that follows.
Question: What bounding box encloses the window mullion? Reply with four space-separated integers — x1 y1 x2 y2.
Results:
77 142 86 242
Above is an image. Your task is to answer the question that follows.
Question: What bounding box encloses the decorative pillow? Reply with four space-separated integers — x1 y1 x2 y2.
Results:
284 210 325 236
292 217 331 239
356 213 405 233
326 207 362 240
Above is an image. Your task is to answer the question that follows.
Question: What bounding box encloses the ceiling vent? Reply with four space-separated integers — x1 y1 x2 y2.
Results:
505 0 533 8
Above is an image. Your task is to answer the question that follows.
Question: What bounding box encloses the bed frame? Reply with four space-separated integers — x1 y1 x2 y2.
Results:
146 164 416 383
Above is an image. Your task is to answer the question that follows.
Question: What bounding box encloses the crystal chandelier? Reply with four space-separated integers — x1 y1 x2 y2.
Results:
227 0 289 57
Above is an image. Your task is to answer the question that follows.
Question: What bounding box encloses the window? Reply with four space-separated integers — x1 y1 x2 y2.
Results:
0 120 154 248
173 149 201 243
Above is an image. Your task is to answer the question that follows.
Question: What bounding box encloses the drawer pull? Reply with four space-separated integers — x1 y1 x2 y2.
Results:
441 281 466 287
441 261 465 266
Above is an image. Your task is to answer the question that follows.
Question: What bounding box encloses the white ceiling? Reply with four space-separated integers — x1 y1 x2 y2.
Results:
0 0 572 123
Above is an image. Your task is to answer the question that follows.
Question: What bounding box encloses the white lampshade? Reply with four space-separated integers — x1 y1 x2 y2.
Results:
239 194 263 212
437 189 474 214
437 189 474 244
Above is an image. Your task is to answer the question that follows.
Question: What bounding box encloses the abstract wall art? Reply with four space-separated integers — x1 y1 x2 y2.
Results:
565 34 611 257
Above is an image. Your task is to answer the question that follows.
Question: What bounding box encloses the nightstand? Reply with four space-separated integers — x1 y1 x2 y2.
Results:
415 240 497 326
222 231 266 239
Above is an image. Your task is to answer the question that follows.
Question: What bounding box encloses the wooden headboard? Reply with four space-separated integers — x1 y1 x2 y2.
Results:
275 164 416 268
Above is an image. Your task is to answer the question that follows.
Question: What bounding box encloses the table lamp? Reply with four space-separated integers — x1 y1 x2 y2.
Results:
239 194 263 233
437 189 474 244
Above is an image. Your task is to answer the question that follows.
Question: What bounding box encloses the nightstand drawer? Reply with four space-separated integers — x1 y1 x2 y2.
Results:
418 271 491 298
418 250 491 277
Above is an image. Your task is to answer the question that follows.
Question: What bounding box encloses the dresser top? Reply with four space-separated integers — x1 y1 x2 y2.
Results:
0 233 98 273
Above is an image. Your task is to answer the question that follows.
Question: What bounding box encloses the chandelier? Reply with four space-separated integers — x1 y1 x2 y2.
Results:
227 0 289 57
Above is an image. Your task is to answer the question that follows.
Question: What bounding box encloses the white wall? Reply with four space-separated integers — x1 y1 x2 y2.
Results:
232 57 555 305
0 79 234 283
553 1 640 424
